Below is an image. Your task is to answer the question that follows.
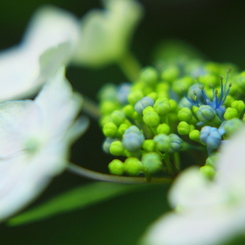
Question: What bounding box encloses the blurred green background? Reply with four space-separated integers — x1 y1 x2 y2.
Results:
1 0 245 244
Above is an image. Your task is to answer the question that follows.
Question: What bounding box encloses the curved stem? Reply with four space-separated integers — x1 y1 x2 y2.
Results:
117 52 141 82
67 163 172 184
82 96 101 120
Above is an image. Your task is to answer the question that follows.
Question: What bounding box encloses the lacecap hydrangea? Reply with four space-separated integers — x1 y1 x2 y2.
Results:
98 59 245 179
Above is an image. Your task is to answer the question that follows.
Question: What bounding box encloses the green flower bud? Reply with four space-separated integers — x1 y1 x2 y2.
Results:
200 165 215 179
98 84 117 101
100 101 119 115
169 99 178 112
143 111 160 127
127 91 144 105
153 134 170 152
196 105 219 123
231 100 245 114
156 123 170 135
205 153 219 167
178 107 193 122
223 118 243 135
142 152 162 174
177 121 190 135
189 129 200 141
108 159 124 175
161 65 179 82
140 67 158 85
153 98 170 115
110 110 125 126
103 122 117 137
118 123 130 136
123 104 135 118
224 107 238 120
147 92 158 101
124 157 143 175
142 106 154 115
142 139 156 152
109 141 125 156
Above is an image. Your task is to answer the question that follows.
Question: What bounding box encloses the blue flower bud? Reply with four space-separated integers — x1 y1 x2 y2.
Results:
134 97 154 115
169 134 183 152
196 105 216 122
187 84 203 101
122 126 144 152
103 137 118 153
200 126 222 152
117 83 131 104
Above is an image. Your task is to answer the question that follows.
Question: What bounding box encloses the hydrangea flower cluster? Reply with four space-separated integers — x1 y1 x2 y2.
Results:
99 59 245 178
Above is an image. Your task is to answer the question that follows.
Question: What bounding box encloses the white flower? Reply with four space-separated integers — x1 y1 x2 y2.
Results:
72 0 143 67
142 126 245 245
0 6 79 101
0 67 88 221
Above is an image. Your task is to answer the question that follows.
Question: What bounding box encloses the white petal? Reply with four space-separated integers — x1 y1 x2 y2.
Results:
0 101 42 157
73 0 142 67
35 67 83 137
0 6 79 101
169 167 226 211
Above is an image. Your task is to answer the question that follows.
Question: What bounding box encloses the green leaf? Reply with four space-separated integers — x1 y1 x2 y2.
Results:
8 182 148 226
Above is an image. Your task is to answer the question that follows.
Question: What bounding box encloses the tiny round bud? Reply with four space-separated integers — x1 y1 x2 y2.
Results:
200 165 215 179
124 157 143 175
118 123 130 136
169 134 183 152
223 118 243 135
143 111 160 127
153 98 170 116
142 152 162 174
142 139 156 152
177 121 190 135
110 110 125 126
178 107 193 122
117 83 131 104
109 141 125 156
161 65 179 82
200 126 222 150
123 105 135 118
231 100 245 114
108 159 124 175
224 107 238 120
153 134 170 152
100 101 119 115
189 129 200 141
135 97 154 115
127 91 144 105
103 122 117 137
196 105 216 122
140 67 158 85
156 123 170 135
103 137 117 153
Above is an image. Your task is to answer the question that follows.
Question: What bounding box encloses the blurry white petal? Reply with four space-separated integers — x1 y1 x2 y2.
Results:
0 6 79 101
73 0 142 67
0 68 87 221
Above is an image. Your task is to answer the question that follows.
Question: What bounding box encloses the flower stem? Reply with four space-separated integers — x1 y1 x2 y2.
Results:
117 52 141 82
67 163 172 184
82 96 101 120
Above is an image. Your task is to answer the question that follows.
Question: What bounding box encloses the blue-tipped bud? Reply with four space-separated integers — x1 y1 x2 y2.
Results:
196 105 216 122
153 98 170 116
187 84 203 101
142 152 162 174
103 137 118 153
153 134 170 152
221 118 243 136
117 83 132 104
122 126 145 152
169 134 183 152
135 97 154 115
200 126 223 152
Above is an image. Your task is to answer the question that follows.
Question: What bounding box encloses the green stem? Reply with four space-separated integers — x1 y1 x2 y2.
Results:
67 163 172 184
82 96 101 120
173 152 180 171
164 153 175 177
117 52 141 81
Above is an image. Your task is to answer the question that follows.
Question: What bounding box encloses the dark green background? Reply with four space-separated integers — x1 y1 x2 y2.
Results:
1 0 245 244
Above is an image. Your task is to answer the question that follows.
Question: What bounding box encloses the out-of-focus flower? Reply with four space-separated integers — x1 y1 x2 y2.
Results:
141 126 245 245
0 67 88 221
72 0 143 67
0 6 80 101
